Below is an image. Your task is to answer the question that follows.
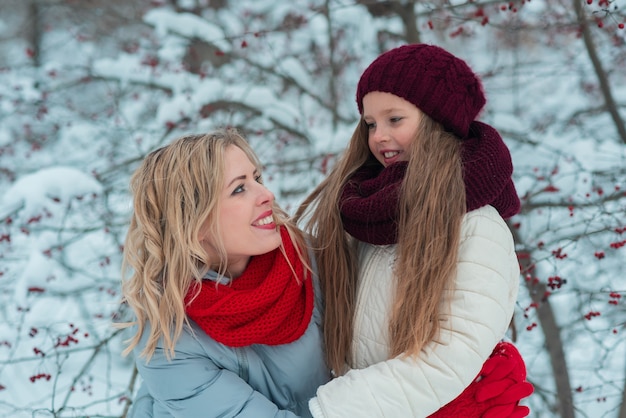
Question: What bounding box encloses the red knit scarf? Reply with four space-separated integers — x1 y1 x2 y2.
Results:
340 121 520 245
185 227 314 347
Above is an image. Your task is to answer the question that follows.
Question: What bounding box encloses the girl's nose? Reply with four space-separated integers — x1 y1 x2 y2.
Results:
371 127 389 143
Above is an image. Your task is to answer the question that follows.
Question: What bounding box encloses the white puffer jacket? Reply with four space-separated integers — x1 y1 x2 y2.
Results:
309 205 520 418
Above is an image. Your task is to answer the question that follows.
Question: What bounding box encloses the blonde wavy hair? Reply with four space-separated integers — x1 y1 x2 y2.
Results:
119 129 307 361
295 115 466 374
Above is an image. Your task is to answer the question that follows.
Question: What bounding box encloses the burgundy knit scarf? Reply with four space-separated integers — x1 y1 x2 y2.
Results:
340 121 520 245
185 227 314 347
340 162 405 245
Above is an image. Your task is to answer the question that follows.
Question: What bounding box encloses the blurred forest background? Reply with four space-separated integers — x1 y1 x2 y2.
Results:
0 0 625 417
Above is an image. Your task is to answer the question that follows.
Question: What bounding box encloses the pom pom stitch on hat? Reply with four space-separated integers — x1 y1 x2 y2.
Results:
356 44 486 139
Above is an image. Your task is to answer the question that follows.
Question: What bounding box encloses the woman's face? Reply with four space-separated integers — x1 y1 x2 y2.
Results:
362 91 422 167
200 145 281 277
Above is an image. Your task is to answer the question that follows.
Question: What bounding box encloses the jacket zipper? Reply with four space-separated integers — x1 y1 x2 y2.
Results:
235 347 249 382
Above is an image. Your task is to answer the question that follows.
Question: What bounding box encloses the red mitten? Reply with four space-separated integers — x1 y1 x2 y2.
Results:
428 342 534 418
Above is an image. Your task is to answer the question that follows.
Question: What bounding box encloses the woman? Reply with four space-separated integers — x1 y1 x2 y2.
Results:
119 129 330 417
296 43 533 417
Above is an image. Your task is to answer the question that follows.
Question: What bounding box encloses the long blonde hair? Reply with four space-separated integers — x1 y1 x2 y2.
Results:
295 115 466 374
119 129 307 361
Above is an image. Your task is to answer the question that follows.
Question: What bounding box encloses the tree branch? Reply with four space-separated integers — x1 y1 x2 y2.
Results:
573 0 626 144
510 224 575 418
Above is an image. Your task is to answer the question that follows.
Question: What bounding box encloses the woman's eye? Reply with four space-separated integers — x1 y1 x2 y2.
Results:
255 175 263 184
232 184 245 194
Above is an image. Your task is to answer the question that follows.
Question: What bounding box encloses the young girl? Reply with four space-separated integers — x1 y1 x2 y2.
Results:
119 129 330 417
296 43 532 417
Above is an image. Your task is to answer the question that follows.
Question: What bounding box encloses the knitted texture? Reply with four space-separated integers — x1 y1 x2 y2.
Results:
185 227 314 347
340 162 404 245
429 341 534 418
463 121 520 218
356 44 486 139
340 123 520 245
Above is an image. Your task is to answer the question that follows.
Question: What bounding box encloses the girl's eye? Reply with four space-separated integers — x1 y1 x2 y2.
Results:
390 117 403 123
365 122 376 130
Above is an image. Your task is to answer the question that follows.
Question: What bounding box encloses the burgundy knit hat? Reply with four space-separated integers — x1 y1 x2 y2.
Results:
356 44 486 139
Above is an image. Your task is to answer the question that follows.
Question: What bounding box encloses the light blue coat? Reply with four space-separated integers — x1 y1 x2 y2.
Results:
129 266 330 418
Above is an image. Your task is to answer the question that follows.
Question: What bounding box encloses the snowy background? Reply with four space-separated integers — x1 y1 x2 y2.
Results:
0 0 625 417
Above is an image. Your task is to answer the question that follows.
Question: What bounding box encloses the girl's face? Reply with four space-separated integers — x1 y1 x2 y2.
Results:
362 91 422 167
200 145 281 277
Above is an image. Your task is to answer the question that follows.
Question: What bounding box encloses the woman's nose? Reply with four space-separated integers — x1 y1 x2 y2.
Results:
256 184 274 206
